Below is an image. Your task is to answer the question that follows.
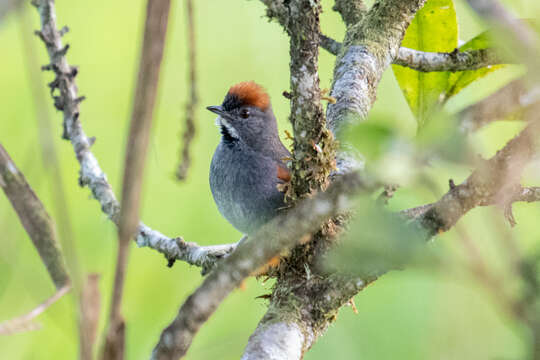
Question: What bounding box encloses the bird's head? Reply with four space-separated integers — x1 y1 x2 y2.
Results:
207 81 279 147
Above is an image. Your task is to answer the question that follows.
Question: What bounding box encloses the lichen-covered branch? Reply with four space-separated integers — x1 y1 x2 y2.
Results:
326 0 428 134
395 47 505 72
0 0 22 23
31 0 233 273
242 274 374 360
333 0 366 27
0 144 69 289
320 36 506 73
460 78 540 131
320 34 342 56
263 0 335 198
150 173 366 360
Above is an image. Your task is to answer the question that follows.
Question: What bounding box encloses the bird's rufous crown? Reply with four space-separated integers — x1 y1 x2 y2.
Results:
223 81 270 111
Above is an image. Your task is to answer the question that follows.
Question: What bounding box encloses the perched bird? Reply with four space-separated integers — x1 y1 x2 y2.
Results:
207 81 291 235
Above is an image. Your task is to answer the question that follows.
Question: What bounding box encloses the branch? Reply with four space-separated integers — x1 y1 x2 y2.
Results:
465 0 540 74
459 78 540 131
176 0 197 181
412 122 540 234
333 0 366 27
242 274 373 359
0 0 22 23
79 274 101 360
320 36 506 73
326 0 428 134
0 144 70 289
31 0 233 274
150 173 366 360
104 0 171 358
320 34 342 56
264 0 334 198
395 47 505 72
0 284 70 335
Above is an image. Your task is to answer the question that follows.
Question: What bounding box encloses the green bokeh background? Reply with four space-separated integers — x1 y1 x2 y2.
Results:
1 0 539 359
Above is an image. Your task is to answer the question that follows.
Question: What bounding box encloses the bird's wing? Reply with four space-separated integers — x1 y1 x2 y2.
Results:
276 164 291 182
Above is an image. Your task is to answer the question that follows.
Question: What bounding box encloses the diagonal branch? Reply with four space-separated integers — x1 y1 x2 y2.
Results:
31 0 233 274
0 284 70 335
0 143 70 289
150 173 366 360
414 121 539 234
460 78 540 132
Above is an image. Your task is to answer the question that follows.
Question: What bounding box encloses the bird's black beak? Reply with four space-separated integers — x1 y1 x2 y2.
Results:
206 105 225 116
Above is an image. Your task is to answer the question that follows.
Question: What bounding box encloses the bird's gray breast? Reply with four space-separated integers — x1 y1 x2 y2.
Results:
209 141 285 235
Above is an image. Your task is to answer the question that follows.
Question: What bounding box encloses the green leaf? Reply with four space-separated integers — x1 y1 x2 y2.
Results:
444 32 506 101
343 121 395 162
392 0 458 130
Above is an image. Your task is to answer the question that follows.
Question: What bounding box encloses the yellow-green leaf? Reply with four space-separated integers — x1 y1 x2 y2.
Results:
444 31 505 101
392 0 458 130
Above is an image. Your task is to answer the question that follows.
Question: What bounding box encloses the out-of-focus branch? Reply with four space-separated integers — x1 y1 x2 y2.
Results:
0 144 69 289
465 0 540 75
80 274 101 360
0 0 22 24
400 186 540 220
0 284 70 335
395 47 505 72
105 1 171 358
176 0 197 181
460 78 540 131
31 0 234 274
410 122 539 234
150 173 366 360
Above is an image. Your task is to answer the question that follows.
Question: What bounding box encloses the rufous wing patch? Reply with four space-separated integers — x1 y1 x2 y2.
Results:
276 165 291 182
228 81 270 110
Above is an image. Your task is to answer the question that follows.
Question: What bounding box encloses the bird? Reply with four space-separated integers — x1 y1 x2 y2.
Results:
207 81 291 236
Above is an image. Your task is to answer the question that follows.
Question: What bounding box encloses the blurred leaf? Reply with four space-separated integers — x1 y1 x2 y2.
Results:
0 258 11 300
327 197 430 277
392 0 458 130
343 121 395 162
414 111 469 163
443 32 506 101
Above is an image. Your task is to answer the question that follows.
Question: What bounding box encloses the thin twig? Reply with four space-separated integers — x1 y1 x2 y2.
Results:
176 0 198 181
104 0 171 358
32 0 231 273
0 143 70 289
0 284 70 335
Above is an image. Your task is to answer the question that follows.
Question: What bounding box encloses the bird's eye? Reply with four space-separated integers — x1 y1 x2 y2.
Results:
240 109 250 119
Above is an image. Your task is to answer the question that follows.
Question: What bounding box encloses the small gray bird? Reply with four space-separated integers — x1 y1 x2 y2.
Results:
207 81 291 235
